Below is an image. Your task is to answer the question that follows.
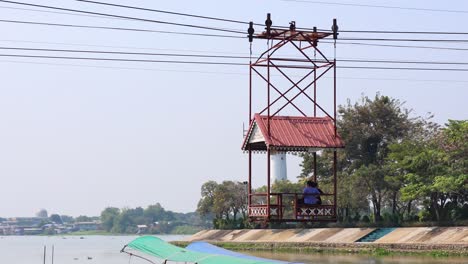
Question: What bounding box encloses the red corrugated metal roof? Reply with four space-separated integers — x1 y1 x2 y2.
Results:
242 114 345 151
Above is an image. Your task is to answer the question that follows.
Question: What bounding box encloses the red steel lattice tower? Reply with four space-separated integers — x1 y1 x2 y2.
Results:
242 15 344 223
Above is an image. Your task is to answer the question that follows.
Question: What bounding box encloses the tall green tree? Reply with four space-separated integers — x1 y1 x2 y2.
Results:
338 94 413 168
338 94 417 221
197 181 218 219
393 120 468 222
299 94 419 222
144 203 173 223
100 207 120 232
197 180 248 229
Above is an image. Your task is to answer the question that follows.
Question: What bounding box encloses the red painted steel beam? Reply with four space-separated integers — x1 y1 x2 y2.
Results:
252 67 309 116
255 36 292 64
252 63 332 69
267 58 330 63
271 64 335 119
290 40 318 68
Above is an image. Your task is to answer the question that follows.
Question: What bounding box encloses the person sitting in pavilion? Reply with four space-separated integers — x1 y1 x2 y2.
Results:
303 180 321 205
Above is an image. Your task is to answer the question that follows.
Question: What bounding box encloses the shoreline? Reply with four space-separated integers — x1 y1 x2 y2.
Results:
172 240 468 257
178 227 468 257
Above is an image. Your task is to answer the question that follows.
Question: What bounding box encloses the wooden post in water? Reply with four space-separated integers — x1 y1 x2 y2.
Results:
51 245 54 264
43 246 46 264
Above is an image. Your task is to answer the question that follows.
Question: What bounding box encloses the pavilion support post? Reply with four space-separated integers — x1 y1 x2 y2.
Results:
267 148 271 219
333 150 337 217
248 148 252 208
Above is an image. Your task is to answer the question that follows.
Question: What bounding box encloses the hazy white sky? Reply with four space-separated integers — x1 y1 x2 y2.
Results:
1 0 467 217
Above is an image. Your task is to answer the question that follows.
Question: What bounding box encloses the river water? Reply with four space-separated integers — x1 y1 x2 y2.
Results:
0 235 466 264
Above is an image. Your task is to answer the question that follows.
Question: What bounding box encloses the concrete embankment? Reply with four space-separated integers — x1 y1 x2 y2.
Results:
184 227 468 253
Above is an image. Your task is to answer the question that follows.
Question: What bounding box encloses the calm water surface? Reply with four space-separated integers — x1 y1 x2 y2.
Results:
1 235 466 264
0 235 185 264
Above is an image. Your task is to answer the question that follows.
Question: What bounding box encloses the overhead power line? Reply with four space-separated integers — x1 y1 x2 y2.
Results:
0 46 250 59
281 0 468 14
5 46 468 66
3 59 468 84
3 53 468 72
0 5 110 18
0 39 250 55
339 66 468 71
76 0 261 26
0 19 244 39
0 53 247 65
327 41 468 51
6 17 468 47
0 0 245 34
5 4 468 43
340 58 468 66
340 38 468 43
6 1 468 38
340 30 468 35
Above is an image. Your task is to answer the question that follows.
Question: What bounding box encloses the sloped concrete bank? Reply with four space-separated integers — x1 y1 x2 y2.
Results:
182 227 468 254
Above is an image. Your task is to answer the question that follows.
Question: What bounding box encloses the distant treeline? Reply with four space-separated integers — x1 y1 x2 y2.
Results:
99 203 209 234
1 205 209 235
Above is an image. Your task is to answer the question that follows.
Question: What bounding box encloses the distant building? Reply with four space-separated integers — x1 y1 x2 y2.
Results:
136 225 148 234
23 228 43 235
7 217 43 227
0 225 15 235
74 221 100 231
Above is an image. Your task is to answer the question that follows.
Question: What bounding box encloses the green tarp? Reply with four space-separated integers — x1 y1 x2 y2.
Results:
126 236 279 264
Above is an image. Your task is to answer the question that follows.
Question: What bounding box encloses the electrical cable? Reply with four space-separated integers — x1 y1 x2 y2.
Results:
339 30 468 35
339 38 468 43
339 58 468 66
339 66 468 71
0 46 250 59
0 38 252 54
0 5 111 19
0 53 248 65
4 46 468 66
3 53 468 71
0 19 244 39
8 17 468 44
6 6 468 44
3 59 468 83
281 0 468 14
6 1 468 38
0 0 245 34
322 40 468 51
76 0 263 26
0 59 247 75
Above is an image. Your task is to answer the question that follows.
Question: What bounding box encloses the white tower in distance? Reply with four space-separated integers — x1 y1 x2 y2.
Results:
270 151 287 182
